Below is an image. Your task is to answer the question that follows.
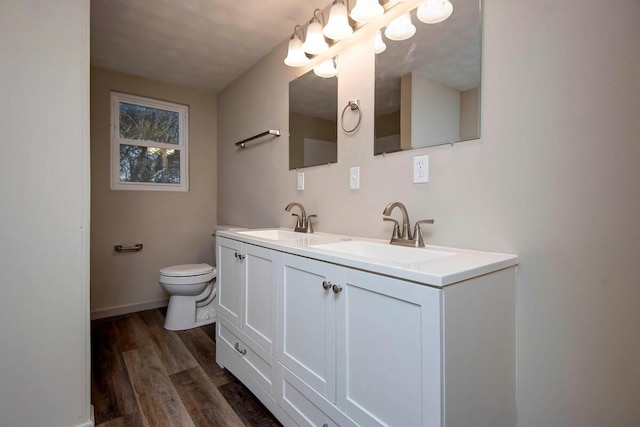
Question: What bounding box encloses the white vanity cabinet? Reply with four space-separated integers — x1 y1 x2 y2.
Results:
215 236 278 406
277 254 442 427
216 231 517 427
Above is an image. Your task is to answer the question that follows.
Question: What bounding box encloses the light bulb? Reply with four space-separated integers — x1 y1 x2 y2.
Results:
384 13 416 41
284 36 309 67
302 20 329 55
417 0 454 24
313 58 337 78
374 29 386 54
324 0 353 40
351 0 384 24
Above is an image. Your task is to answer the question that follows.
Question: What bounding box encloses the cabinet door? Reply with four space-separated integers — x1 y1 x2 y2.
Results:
278 254 339 403
217 237 243 328
336 269 442 427
243 243 277 353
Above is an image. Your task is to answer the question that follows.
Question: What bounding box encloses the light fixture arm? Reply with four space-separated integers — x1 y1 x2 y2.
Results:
311 8 325 26
292 24 305 40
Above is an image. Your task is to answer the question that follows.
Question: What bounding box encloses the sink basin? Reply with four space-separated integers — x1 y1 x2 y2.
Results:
311 240 454 264
237 229 310 240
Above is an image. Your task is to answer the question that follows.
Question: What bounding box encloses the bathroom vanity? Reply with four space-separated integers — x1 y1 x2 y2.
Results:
215 229 518 427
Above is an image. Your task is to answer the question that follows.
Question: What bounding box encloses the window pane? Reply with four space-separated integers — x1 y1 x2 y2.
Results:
119 144 181 184
119 102 179 144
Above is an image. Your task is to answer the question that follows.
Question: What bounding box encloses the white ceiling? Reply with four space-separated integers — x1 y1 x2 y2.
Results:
90 0 330 92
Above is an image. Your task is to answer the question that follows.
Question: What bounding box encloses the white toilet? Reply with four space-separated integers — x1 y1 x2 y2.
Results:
158 225 240 331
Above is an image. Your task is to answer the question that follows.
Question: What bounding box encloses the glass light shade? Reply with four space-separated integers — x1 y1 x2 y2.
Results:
313 58 337 78
323 1 353 40
302 20 329 54
284 36 309 67
351 0 384 23
417 0 454 24
374 29 386 54
384 13 416 41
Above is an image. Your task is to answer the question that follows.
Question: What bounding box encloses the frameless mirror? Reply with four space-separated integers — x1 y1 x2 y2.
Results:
289 67 338 169
374 0 482 155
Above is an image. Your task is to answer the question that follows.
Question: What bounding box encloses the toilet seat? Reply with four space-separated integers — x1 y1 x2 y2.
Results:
159 263 214 277
159 264 216 286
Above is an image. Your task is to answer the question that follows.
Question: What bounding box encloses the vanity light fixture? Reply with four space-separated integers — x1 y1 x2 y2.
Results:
313 57 338 78
384 12 416 41
324 0 353 40
374 29 387 53
302 9 329 55
350 0 384 23
417 0 454 24
284 25 309 67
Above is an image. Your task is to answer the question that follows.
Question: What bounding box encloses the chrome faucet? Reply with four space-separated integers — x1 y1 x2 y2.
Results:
285 202 316 233
382 202 434 247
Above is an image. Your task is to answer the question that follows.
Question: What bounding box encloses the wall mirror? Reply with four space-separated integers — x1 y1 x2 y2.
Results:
374 0 482 155
289 66 338 169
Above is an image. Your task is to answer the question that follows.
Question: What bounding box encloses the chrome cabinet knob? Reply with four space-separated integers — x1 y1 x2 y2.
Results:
322 281 332 290
332 284 343 294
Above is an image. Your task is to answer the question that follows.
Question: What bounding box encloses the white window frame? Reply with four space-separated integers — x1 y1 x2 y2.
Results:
110 92 189 191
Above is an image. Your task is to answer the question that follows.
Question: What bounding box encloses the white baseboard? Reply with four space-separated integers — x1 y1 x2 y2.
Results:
71 419 94 427
91 298 169 320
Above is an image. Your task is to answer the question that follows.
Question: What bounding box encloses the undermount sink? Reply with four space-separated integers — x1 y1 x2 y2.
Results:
237 229 310 240
311 240 454 264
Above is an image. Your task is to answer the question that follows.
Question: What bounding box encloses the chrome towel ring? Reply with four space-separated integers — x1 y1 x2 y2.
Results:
341 99 361 134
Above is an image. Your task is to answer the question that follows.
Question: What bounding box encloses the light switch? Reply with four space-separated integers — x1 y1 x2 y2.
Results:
413 155 429 183
349 167 360 189
297 172 304 190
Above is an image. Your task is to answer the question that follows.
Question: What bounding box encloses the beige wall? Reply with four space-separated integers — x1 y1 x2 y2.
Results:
217 0 640 425
91 67 217 318
1 0 91 425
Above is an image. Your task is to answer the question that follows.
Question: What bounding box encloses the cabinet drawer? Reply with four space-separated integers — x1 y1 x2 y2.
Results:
218 320 275 396
279 364 358 427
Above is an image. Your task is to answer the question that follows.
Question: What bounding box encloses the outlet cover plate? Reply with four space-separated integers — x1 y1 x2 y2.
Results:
297 172 304 190
413 155 429 183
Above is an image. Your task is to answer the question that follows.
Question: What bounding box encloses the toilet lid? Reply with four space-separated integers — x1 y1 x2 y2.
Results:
159 263 214 277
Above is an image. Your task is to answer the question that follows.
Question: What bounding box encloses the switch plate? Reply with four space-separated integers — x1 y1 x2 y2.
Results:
413 155 429 183
349 167 360 189
297 172 304 190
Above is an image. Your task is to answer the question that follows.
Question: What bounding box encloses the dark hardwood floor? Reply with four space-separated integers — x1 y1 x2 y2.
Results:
91 308 282 427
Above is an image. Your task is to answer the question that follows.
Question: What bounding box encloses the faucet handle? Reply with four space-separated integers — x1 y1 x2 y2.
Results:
291 213 303 228
413 219 434 248
306 214 317 233
383 217 400 239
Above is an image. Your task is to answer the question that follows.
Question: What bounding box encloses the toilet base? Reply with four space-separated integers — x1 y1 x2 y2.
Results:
164 295 217 331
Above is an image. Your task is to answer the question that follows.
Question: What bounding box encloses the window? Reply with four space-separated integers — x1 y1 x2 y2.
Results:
111 92 189 191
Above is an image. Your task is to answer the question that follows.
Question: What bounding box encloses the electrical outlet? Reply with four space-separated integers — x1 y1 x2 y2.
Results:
413 155 429 183
349 167 360 189
297 172 304 190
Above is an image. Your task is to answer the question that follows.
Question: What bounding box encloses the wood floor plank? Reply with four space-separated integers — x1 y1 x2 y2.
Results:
218 380 282 427
113 313 154 352
123 345 196 427
176 327 235 387
91 320 140 424
95 412 145 427
170 367 245 427
200 323 217 342
138 309 199 375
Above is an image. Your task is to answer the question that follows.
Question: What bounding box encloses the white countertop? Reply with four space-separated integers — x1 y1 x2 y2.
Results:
217 228 518 287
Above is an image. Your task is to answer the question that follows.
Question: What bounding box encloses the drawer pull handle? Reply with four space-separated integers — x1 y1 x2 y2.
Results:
332 284 343 294
234 342 247 355
322 281 332 290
